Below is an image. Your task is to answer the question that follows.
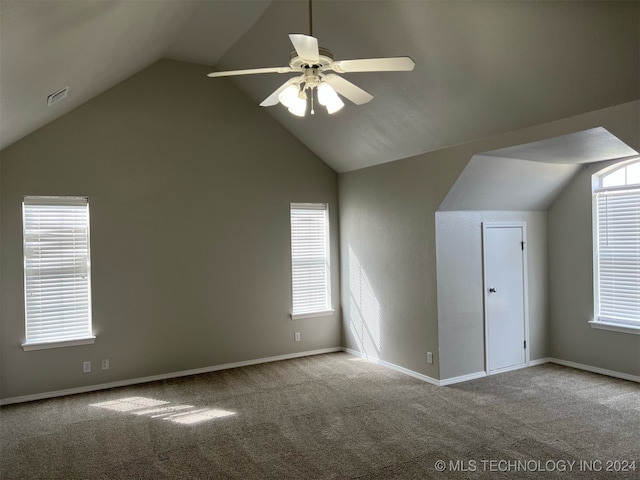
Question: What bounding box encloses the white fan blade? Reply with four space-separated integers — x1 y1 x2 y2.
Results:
331 57 415 73
289 34 320 63
260 78 299 107
322 74 373 105
207 66 293 78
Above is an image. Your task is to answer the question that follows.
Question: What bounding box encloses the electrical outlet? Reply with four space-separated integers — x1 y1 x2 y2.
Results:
427 352 433 364
82 361 91 373
101 359 109 370
294 332 301 342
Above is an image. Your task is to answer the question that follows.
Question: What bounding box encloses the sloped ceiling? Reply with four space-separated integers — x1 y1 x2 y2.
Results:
439 128 640 212
485 127 640 164
438 155 581 212
1 0 638 173
0 0 269 152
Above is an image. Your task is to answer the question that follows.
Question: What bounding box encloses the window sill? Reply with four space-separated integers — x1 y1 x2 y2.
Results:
589 320 640 336
22 336 96 351
290 309 335 320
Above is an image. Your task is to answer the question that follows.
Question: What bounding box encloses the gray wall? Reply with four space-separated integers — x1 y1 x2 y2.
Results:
436 211 548 380
339 101 638 381
0 151 2 385
0 59 340 400
339 153 467 379
548 162 640 376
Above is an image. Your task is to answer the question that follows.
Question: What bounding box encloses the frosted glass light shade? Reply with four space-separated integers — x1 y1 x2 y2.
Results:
317 82 344 114
288 97 307 116
325 96 344 114
278 85 300 108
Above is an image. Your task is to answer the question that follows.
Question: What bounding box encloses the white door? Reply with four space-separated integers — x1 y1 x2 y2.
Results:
483 223 528 374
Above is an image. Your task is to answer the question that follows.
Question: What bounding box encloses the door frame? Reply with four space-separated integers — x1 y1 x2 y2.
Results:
482 221 530 375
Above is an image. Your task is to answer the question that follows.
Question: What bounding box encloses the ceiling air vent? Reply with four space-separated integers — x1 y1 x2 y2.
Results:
47 86 69 107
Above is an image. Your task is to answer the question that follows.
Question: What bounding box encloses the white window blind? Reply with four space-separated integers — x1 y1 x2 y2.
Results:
290 203 331 318
595 188 640 325
22 196 94 348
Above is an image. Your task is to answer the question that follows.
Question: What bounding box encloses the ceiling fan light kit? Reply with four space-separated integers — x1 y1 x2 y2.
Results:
279 84 308 117
207 1 414 117
317 83 344 114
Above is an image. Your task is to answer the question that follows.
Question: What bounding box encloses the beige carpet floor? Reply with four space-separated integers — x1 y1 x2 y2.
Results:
1 352 638 479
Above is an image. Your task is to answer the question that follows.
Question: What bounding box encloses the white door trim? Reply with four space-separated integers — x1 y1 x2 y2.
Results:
482 221 530 375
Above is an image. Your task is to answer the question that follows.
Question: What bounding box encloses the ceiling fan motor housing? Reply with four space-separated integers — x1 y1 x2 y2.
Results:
289 47 334 70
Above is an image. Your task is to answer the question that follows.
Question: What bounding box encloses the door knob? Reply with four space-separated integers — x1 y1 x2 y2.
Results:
489 287 497 293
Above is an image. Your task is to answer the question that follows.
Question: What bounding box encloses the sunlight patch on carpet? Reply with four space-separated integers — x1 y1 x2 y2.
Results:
90 396 236 425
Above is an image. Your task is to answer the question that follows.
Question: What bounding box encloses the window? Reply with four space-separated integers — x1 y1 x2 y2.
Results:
22 196 95 350
290 203 333 319
591 159 640 334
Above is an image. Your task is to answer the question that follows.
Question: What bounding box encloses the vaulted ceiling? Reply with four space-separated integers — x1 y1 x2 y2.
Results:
1 0 638 172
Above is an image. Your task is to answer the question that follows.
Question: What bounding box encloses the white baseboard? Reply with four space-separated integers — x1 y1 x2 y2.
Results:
342 350 640 386
440 358 548 385
528 357 551 367
343 348 440 386
547 358 640 383
3 349 636 405
439 371 487 386
0 347 342 406
486 362 530 376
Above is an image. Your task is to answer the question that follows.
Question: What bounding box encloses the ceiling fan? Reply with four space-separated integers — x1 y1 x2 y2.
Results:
206 0 415 117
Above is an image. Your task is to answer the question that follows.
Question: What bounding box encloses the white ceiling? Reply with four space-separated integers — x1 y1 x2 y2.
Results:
1 0 638 173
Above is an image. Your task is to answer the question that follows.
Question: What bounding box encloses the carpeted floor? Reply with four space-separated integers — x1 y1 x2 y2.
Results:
1 352 638 479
